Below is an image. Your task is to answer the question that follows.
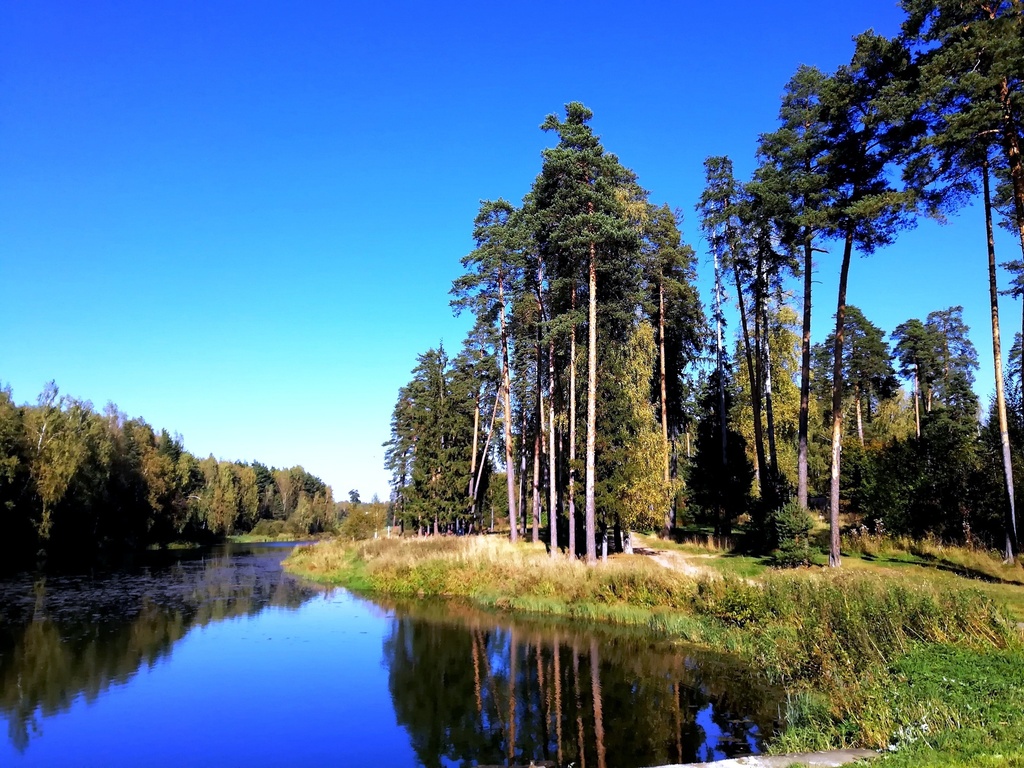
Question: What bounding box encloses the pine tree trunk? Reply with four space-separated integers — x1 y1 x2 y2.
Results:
499 274 519 543
469 388 480 519
733 260 766 492
855 385 865 448
569 316 578 559
829 231 854 568
473 395 500 523
519 408 528 539
762 284 779 474
658 277 672 534
715 254 728 470
913 365 921 439
984 157 1018 562
533 391 542 544
585 235 598 564
549 336 559 557
798 231 813 510
533 301 543 543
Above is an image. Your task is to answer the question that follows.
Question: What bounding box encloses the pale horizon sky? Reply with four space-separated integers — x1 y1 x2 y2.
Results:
2 1 1020 501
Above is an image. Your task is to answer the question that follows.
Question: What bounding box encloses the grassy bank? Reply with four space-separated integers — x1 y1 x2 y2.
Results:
286 535 1024 765
227 533 317 544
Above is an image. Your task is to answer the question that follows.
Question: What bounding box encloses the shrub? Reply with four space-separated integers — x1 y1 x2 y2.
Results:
338 502 389 540
250 519 286 537
767 501 815 568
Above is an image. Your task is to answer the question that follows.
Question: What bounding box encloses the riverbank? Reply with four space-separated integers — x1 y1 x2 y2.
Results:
653 748 877 767
227 533 324 544
285 535 1024 766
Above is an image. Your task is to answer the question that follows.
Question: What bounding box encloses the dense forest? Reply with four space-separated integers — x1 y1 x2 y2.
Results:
0 381 340 567
385 0 1024 565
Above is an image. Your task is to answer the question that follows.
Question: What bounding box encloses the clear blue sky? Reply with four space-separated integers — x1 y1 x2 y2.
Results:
1 1 1019 501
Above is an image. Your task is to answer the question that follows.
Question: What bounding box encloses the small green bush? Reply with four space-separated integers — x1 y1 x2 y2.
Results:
338 502 389 541
251 519 286 537
768 501 815 568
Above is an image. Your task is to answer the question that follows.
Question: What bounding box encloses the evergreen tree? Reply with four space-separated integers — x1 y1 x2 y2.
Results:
688 369 754 537
451 199 525 541
756 65 833 510
892 317 939 435
698 157 769 494
385 346 476 534
594 322 668 550
451 326 500 530
737 180 798 501
732 302 803 486
818 306 898 448
901 0 1024 260
925 306 980 420
901 0 1021 559
818 32 922 566
530 102 641 563
640 204 704 532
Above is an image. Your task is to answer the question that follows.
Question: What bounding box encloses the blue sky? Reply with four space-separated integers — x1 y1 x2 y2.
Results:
1 1 1019 501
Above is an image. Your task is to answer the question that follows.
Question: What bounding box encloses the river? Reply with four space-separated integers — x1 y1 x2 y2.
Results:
0 541 782 767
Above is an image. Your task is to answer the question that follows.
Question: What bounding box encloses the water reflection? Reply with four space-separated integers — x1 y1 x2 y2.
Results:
380 599 782 768
0 548 783 767
0 543 318 752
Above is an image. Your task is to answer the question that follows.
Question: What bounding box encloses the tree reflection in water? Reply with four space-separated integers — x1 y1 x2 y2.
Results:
0 543 318 752
381 599 783 768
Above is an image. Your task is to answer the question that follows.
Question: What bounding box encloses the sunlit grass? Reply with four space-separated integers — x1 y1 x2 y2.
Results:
838 533 1024 622
842 532 1024 583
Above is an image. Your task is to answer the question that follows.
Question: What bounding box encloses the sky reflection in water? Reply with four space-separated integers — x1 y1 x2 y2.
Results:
0 544 779 767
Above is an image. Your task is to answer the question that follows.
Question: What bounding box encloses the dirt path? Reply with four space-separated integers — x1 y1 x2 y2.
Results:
630 535 716 578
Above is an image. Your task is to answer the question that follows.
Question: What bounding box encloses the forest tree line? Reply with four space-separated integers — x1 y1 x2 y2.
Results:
0 381 340 566
385 0 1024 565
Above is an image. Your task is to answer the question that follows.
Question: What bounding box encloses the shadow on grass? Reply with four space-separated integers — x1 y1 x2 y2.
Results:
848 548 1024 585
911 552 1021 585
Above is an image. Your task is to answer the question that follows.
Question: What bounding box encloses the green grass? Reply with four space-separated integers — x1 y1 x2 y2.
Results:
837 537 1024 623
286 534 1024 763
882 645 1024 766
843 533 1024 584
776 644 1024 767
701 552 770 578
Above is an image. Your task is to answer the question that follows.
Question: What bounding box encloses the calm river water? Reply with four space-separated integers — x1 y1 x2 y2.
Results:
0 542 782 767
